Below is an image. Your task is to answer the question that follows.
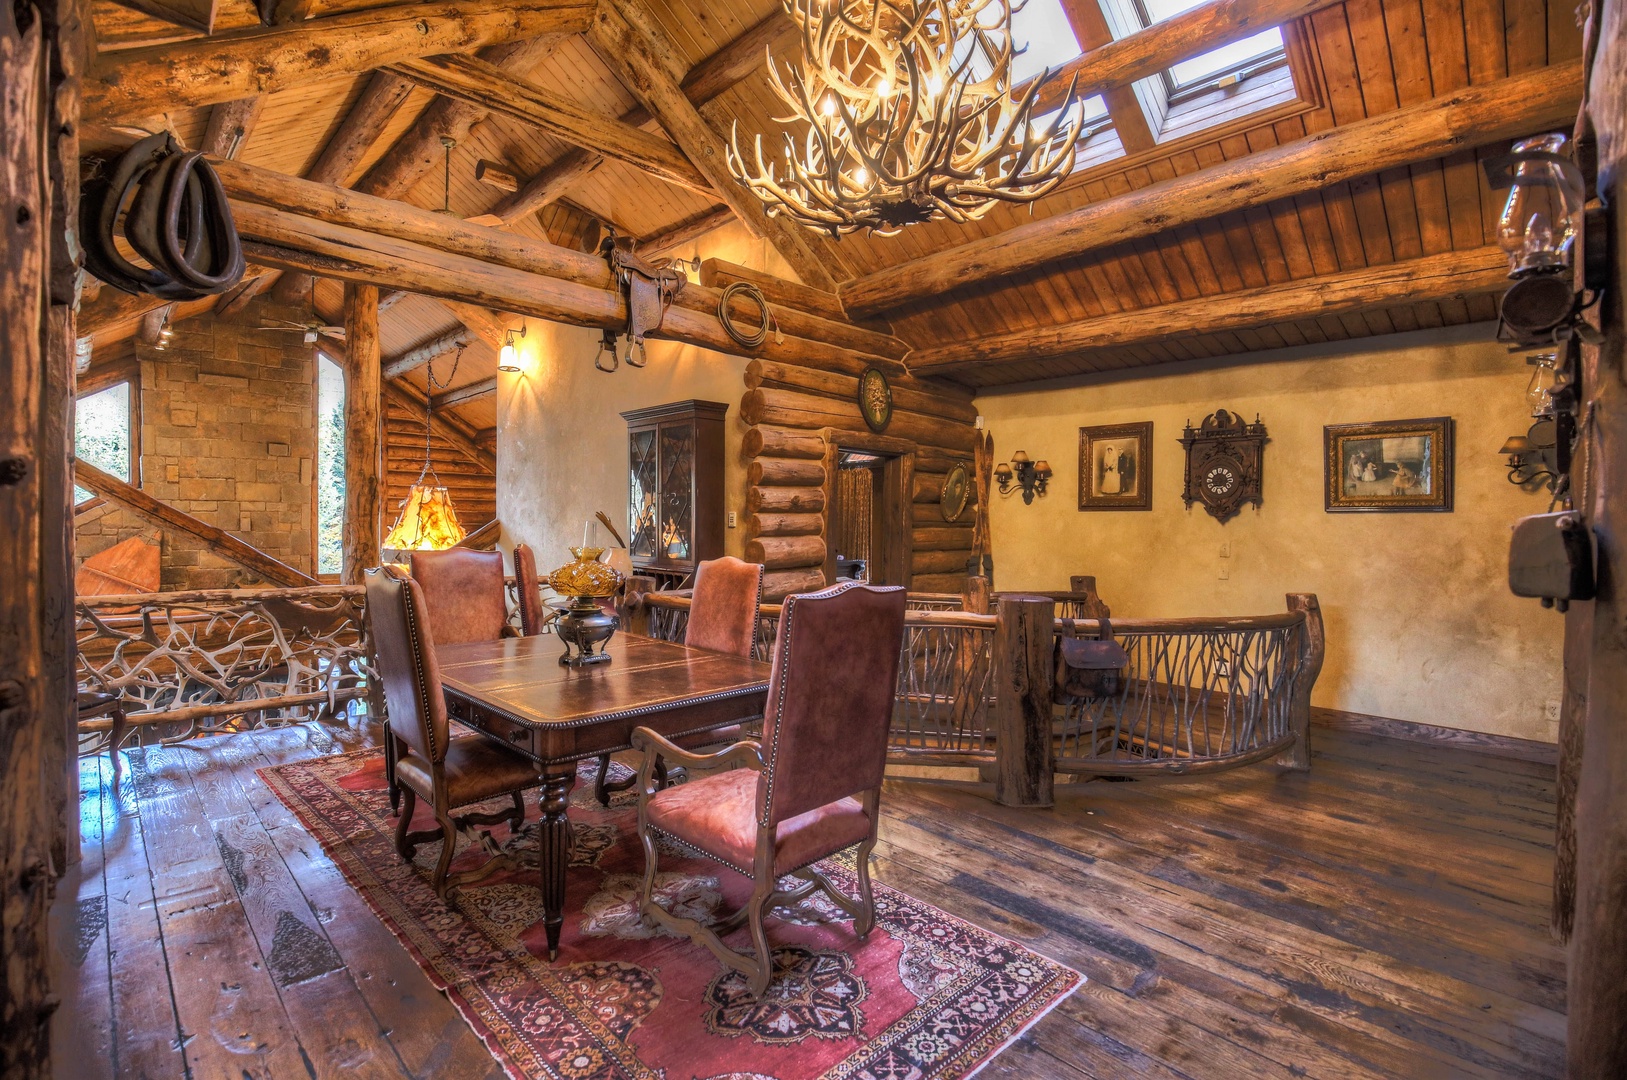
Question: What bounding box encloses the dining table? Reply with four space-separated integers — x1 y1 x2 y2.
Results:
432 631 772 959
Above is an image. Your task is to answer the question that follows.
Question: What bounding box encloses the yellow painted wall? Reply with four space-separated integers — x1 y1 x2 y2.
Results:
976 328 1565 742
494 223 792 568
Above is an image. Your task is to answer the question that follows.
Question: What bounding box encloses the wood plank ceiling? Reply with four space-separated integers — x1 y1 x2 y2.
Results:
80 0 1584 424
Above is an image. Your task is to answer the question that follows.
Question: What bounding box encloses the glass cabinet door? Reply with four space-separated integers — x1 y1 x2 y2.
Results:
629 428 658 560
658 422 695 562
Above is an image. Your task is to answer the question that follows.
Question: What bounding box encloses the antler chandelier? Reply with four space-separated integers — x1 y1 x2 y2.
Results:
727 0 1085 235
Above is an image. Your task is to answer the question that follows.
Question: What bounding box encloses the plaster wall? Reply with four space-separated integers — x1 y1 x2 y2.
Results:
975 326 1565 742
495 223 790 567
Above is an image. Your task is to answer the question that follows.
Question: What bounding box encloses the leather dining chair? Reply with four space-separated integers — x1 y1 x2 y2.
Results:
512 543 548 637
409 548 512 645
594 555 764 805
365 568 544 899
629 581 907 998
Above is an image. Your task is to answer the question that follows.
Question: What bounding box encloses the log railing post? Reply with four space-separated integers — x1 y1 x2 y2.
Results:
620 574 658 637
962 574 991 615
993 593 1055 807
1277 592 1325 770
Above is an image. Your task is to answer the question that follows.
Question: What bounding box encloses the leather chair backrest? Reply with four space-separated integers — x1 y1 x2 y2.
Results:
756 582 907 827
512 544 546 637
365 568 449 765
685 556 763 659
410 548 508 645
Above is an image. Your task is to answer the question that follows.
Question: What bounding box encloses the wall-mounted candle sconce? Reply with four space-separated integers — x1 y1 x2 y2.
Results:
994 449 1051 504
1501 418 1561 488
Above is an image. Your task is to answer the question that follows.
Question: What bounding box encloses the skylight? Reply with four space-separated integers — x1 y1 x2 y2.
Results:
1135 0 1286 89
1008 0 1084 86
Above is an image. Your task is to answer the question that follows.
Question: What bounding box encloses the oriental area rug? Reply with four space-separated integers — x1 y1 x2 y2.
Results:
260 747 1079 1080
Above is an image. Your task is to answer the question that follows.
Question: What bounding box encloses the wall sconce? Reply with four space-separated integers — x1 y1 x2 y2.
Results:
994 449 1051 504
1501 417 1561 489
498 320 526 372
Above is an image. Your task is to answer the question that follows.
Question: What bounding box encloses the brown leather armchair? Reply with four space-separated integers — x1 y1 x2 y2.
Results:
364 569 543 899
630 581 907 998
594 555 764 805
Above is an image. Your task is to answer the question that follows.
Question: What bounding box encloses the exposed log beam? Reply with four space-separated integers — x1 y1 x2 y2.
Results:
108 0 218 34
475 159 520 192
640 205 735 257
73 461 318 586
384 380 496 472
907 248 1511 375
214 273 272 317
430 375 496 410
233 209 906 374
382 327 470 379
357 35 567 201
468 10 794 229
588 0 838 291
199 96 264 159
269 71 417 303
377 289 410 313
386 53 713 194
212 157 909 367
841 60 1584 318
436 300 510 350
85 0 594 121
341 283 382 582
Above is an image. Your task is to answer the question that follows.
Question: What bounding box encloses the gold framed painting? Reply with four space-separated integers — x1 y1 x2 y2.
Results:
1324 417 1454 512
1078 423 1152 511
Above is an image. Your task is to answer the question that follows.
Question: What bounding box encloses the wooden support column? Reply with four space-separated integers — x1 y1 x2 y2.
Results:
993 594 1055 808
1278 593 1325 770
1569 0 1627 1064
342 283 382 583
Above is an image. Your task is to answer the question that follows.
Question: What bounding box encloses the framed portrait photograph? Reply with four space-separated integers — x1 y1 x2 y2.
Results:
1324 417 1454 512
1079 422 1153 511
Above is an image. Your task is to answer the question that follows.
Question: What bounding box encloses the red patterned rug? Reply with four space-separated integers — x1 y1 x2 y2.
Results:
260 746 1079 1080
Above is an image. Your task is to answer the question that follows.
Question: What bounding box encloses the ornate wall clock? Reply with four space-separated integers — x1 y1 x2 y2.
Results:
1179 409 1268 523
940 462 971 522
857 367 893 433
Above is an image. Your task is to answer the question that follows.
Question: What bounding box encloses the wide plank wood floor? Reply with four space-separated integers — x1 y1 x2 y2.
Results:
48 722 1564 1078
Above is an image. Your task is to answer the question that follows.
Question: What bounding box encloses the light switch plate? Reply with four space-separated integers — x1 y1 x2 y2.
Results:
727 511 737 528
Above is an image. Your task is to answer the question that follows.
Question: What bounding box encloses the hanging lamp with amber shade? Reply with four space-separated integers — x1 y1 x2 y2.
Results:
383 347 467 555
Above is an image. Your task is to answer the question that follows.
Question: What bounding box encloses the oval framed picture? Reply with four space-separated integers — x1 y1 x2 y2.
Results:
940 462 971 522
857 367 893 433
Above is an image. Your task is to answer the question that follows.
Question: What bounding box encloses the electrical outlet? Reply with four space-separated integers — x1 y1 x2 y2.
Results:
1545 700 1562 723
727 511 737 528
1219 541 1232 559
1218 561 1230 580
1215 659 1231 676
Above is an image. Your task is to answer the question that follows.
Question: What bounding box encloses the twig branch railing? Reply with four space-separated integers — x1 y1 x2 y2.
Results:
631 588 1325 804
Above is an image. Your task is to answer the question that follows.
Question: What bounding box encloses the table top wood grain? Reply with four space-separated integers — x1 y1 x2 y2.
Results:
434 633 771 729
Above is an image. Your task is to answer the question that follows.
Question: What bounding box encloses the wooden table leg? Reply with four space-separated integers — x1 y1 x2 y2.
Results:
538 768 574 960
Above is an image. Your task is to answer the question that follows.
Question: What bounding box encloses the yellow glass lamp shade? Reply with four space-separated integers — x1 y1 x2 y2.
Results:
1500 435 1533 456
382 483 467 552
548 546 625 599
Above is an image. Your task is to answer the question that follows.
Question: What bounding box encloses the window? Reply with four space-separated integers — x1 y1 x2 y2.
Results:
1133 0 1286 100
1008 0 1084 85
74 381 135 506
316 354 346 576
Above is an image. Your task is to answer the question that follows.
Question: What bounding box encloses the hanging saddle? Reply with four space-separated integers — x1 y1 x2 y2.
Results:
595 233 687 372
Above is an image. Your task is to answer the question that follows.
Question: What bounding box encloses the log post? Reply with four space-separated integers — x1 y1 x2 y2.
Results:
993 594 1055 807
342 282 382 583
1568 4 1627 1063
962 576 991 615
1278 593 1324 770
620 574 658 637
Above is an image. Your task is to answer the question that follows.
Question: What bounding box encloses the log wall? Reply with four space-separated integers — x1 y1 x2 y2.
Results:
739 358 982 599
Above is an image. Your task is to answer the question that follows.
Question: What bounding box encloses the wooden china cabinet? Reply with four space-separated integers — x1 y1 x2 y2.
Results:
622 400 728 587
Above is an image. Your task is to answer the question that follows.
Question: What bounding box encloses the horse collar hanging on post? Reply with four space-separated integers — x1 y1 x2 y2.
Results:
594 232 686 373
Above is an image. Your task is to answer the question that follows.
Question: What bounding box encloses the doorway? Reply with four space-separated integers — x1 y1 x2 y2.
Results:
830 448 908 585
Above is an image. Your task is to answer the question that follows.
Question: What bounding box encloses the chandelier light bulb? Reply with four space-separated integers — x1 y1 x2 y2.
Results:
876 76 893 98
820 95 838 118
853 167 870 185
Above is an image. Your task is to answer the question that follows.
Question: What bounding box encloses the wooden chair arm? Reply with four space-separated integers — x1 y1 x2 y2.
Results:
630 726 765 774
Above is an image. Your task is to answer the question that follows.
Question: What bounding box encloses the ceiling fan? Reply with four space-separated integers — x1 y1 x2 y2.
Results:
259 318 346 345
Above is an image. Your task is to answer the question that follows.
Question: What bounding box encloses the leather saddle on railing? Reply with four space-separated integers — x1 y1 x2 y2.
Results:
595 234 687 372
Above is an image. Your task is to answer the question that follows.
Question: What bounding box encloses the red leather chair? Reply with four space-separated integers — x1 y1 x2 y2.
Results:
408 548 510 645
512 543 548 637
594 556 764 805
630 581 907 997
364 569 542 899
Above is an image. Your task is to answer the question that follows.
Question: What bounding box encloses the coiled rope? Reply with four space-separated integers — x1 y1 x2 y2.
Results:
81 133 245 300
718 281 783 350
